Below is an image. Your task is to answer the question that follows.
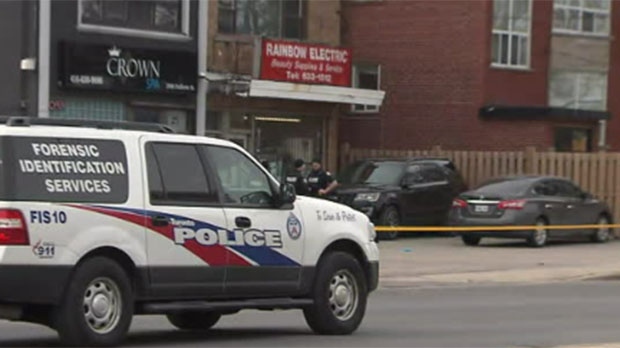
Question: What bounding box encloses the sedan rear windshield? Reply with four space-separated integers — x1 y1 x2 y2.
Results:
473 179 534 196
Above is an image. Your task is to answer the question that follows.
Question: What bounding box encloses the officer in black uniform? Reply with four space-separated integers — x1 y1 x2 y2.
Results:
285 159 309 195
307 158 338 198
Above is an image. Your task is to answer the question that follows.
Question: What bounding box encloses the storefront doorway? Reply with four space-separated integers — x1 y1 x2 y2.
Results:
204 111 326 180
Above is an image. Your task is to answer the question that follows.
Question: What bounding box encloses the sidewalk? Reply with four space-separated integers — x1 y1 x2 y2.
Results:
377 236 620 288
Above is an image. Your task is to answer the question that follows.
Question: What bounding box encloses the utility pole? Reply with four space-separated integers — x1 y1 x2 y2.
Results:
37 0 51 118
196 0 209 136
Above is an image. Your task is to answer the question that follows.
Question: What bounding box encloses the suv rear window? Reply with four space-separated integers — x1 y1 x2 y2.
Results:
1 136 129 203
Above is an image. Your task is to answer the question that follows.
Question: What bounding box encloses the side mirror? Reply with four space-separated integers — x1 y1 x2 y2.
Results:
581 192 592 200
277 183 296 207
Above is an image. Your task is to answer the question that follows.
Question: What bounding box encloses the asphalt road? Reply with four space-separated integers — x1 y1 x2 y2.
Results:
3 281 620 347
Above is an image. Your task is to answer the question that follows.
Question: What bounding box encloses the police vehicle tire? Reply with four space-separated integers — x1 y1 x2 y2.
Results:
53 256 134 347
166 312 221 331
303 251 368 335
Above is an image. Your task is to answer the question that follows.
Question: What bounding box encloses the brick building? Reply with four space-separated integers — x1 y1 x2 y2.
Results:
340 0 616 153
0 0 385 178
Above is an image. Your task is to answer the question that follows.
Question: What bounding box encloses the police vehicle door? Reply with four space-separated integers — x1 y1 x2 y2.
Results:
203 145 305 297
141 139 228 298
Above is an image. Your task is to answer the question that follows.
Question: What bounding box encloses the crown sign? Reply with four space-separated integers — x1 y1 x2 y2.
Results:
108 46 121 57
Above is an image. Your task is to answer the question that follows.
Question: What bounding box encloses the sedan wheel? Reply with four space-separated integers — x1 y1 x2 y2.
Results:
527 219 548 248
591 215 613 243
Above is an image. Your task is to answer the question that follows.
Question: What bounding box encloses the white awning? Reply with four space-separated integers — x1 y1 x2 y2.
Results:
246 79 386 106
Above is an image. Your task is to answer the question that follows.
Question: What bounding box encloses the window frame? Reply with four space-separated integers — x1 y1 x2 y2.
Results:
552 0 611 37
549 71 608 111
145 142 222 207
201 144 283 210
77 0 192 41
491 0 533 70
216 0 305 40
351 64 381 113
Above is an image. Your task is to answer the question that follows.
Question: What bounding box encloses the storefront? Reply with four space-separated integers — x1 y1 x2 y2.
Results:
206 38 385 179
51 41 197 133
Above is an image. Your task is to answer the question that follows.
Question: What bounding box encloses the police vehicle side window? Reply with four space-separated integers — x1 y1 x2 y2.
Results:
146 143 217 204
204 145 273 207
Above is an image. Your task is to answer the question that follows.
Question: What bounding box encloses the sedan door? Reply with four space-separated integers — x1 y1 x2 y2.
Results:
558 180 602 232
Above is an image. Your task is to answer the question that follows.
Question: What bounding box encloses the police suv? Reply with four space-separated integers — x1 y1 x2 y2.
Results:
0 117 379 346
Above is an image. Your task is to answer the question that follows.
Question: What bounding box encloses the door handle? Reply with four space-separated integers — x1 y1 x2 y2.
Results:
235 216 252 228
567 204 575 209
151 215 170 227
545 204 553 209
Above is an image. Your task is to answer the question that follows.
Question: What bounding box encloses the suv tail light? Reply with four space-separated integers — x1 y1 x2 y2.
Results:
452 198 467 208
498 199 526 210
0 209 29 245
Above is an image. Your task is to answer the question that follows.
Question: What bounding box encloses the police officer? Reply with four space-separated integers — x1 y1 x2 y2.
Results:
307 158 339 198
285 159 309 195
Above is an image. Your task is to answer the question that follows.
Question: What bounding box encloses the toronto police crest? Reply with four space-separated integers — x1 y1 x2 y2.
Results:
287 213 302 240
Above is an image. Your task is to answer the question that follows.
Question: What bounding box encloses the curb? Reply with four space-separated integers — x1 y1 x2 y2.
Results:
378 267 620 288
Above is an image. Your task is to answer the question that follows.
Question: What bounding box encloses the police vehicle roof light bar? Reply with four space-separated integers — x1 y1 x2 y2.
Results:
0 116 176 134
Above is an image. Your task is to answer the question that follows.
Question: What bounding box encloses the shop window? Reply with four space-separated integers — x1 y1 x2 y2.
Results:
554 127 592 152
218 0 304 39
491 0 531 68
549 71 607 111
78 0 189 38
352 64 381 113
132 107 189 134
553 0 610 36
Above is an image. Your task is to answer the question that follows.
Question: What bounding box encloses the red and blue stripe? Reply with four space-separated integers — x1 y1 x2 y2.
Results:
67 205 299 267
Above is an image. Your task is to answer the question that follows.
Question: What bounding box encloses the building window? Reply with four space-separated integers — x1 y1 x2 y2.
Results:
549 72 608 111
553 0 610 36
554 127 592 152
218 0 304 39
78 0 190 39
351 64 380 113
491 0 532 68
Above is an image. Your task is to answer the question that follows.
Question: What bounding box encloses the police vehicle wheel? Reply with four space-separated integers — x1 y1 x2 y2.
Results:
53 257 134 347
303 251 367 335
166 312 221 331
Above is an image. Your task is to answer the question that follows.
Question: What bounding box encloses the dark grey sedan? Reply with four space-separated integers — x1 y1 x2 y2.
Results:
449 175 613 247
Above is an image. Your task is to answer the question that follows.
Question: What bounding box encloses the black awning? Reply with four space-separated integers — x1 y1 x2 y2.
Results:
479 105 610 121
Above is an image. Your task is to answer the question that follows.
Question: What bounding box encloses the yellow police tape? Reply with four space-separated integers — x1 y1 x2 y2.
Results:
374 224 620 232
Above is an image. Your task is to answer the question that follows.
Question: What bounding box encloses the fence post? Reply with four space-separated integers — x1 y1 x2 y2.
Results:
524 146 537 174
431 145 442 157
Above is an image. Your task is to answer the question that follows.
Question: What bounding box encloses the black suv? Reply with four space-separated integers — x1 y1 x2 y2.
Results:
334 158 467 240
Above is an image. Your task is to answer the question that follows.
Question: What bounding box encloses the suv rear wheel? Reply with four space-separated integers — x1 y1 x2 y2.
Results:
53 257 134 347
461 235 481 246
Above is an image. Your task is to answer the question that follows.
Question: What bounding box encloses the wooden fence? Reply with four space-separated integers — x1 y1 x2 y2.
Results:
340 143 620 224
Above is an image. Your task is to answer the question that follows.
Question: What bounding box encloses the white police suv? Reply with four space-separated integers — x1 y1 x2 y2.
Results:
0 117 379 346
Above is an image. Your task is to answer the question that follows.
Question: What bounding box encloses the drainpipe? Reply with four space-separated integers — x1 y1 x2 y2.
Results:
598 119 607 151
196 0 209 135
37 0 50 118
